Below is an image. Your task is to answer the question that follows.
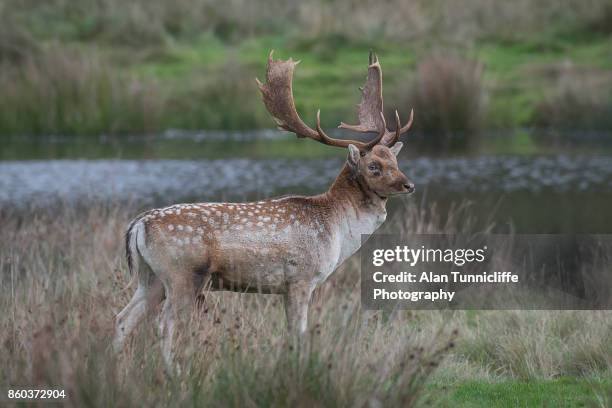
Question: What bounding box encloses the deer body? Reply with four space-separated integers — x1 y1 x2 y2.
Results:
131 166 384 290
114 52 415 372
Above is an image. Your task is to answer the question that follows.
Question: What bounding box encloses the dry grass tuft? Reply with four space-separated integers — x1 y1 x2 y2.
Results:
533 65 612 139
455 310 612 380
390 54 486 151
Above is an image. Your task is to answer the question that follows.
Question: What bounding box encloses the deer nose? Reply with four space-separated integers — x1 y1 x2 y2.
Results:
404 183 415 193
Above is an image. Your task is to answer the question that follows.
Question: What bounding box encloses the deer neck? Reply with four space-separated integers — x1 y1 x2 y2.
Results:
324 164 387 264
327 163 387 213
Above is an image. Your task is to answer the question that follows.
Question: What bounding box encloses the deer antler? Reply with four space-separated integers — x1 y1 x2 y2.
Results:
339 51 414 147
256 51 386 151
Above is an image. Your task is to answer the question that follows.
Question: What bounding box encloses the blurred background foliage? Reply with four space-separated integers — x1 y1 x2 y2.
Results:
0 0 611 150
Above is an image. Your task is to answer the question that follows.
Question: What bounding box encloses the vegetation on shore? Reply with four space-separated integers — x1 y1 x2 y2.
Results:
0 0 611 147
1 201 610 407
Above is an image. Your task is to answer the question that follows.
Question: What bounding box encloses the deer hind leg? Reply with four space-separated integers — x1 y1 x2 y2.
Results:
113 261 163 352
158 267 205 375
158 295 176 373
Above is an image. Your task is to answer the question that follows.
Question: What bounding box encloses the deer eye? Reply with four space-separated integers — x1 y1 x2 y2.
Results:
368 163 381 174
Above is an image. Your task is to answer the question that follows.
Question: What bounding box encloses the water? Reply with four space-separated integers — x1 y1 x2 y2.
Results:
1 134 612 233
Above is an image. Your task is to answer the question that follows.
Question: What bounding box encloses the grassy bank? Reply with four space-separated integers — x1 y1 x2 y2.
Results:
434 378 611 407
1 0 611 143
1 201 610 406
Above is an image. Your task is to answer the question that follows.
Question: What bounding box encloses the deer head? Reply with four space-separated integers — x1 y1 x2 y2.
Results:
256 51 415 198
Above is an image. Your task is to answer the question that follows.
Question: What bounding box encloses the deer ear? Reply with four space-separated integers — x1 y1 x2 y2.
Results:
347 144 360 168
389 142 403 157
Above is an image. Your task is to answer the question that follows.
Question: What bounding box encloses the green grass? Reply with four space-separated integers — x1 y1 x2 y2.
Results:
82 30 612 131
432 378 611 407
136 33 417 126
134 31 608 128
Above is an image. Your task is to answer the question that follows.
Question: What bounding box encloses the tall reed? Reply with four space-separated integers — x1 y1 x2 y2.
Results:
0 49 162 135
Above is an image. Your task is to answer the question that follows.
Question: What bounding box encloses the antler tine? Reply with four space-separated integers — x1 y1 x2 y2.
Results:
257 52 385 151
315 110 386 150
391 110 401 146
369 111 387 148
382 108 414 146
315 110 338 146
315 110 386 149
403 108 415 133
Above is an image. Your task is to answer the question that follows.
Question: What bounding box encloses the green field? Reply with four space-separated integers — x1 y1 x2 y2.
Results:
1 0 612 140
131 31 612 127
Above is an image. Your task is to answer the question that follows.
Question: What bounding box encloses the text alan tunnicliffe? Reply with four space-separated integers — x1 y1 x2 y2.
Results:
360 235 612 310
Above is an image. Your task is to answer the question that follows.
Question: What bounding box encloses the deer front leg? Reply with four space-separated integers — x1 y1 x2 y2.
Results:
284 282 314 335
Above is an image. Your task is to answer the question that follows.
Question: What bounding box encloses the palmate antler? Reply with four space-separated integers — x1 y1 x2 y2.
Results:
339 51 414 147
257 51 413 151
256 51 386 151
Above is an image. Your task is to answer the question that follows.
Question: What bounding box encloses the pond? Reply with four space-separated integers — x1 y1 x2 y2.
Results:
1 134 612 233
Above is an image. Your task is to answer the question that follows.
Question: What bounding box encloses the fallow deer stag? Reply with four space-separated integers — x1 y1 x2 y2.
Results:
113 51 415 370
